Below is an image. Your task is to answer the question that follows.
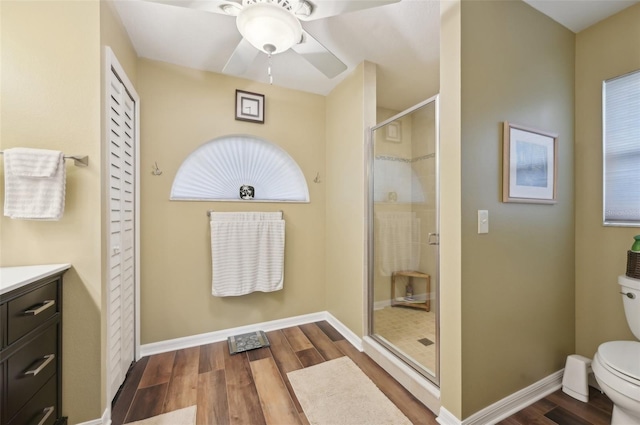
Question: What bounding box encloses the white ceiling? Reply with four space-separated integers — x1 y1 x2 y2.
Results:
523 0 638 33
113 0 638 112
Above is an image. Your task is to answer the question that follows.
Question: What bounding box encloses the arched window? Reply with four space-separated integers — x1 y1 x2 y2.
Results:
170 135 309 202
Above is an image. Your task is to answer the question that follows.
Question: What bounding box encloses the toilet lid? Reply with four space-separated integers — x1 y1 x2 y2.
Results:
598 341 640 382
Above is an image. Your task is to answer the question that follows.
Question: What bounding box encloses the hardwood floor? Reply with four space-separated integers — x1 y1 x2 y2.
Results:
112 321 438 425
499 387 613 425
112 321 613 425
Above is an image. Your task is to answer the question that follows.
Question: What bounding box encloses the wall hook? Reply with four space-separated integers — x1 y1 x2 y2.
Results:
313 172 321 183
151 162 163 176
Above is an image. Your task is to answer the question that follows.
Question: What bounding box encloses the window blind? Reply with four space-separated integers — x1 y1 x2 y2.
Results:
603 69 640 226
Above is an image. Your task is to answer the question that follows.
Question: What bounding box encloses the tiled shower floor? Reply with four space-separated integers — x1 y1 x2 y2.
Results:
373 306 436 374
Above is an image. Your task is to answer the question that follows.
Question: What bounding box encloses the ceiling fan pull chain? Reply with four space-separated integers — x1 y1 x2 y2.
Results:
267 52 273 85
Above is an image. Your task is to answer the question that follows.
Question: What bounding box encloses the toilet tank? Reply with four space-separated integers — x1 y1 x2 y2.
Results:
619 275 640 340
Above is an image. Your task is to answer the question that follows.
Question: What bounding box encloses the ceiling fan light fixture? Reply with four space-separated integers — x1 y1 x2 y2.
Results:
236 2 302 55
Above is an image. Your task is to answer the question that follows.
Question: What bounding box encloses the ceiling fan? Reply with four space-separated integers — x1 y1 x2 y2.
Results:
149 0 400 79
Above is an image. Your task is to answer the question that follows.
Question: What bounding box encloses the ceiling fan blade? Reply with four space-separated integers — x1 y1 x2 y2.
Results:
143 0 240 15
292 30 347 78
222 38 260 75
298 0 401 21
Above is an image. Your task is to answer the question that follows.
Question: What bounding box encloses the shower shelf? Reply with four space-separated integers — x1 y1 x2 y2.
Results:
391 270 431 311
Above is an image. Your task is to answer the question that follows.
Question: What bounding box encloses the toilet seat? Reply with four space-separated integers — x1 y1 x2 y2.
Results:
597 341 640 385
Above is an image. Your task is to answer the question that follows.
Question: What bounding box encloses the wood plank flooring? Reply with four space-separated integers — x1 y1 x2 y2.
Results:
112 321 613 425
112 321 438 425
499 386 613 425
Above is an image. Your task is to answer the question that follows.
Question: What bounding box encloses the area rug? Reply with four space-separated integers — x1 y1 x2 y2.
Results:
127 405 196 425
287 357 412 425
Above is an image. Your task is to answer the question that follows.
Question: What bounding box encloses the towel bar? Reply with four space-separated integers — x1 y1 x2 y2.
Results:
0 151 89 167
207 209 283 217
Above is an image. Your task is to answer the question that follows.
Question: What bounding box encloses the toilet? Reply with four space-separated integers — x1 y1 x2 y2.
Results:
592 275 640 425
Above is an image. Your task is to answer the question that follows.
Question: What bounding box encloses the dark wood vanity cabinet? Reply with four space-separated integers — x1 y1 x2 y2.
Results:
1 271 67 425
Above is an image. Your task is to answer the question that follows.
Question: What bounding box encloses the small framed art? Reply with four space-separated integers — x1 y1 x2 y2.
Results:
235 90 264 123
502 122 558 204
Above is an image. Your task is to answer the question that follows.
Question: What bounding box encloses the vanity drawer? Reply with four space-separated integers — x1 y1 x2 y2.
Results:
8 375 57 425
1 303 5 348
7 324 58 420
0 363 4 423
7 280 58 345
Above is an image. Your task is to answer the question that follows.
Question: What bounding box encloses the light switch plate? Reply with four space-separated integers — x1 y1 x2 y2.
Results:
478 210 489 234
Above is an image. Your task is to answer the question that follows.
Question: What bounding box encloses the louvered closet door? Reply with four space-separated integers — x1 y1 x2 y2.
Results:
108 68 136 399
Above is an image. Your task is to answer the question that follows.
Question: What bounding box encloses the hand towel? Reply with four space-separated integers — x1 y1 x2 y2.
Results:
210 212 285 296
3 148 66 220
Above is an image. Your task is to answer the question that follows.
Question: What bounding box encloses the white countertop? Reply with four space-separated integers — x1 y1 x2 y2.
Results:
0 264 71 296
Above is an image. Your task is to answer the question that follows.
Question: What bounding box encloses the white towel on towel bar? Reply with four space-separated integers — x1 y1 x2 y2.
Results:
3 148 66 220
210 211 285 296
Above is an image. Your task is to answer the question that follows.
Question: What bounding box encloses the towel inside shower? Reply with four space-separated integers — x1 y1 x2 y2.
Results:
210 211 285 296
375 211 421 276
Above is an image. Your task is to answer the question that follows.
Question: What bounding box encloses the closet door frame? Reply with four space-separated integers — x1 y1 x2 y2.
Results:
104 46 140 410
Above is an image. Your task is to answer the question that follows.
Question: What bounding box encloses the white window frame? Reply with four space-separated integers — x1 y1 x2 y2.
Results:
602 70 640 227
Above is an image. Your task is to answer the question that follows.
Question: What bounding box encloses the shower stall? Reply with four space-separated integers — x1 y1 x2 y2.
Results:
368 95 440 385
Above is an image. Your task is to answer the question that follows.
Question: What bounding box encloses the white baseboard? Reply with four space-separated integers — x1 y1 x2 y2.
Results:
75 408 110 425
374 295 431 311
437 407 462 425
324 311 363 351
437 369 563 425
140 311 358 357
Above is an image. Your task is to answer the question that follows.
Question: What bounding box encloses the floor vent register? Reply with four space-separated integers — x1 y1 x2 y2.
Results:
228 330 271 355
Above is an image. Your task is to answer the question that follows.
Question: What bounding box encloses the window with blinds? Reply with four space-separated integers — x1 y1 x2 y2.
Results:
603 69 640 226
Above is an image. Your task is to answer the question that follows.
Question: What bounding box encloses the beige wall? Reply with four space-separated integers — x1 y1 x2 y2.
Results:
459 0 575 418
0 1 103 422
101 0 138 82
439 0 463 417
137 59 327 343
325 61 376 336
575 4 640 357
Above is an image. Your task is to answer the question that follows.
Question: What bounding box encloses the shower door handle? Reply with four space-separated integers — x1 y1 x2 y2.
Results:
428 233 439 245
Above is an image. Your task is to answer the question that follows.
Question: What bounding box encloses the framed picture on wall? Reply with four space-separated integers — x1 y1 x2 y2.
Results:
502 122 558 204
235 90 265 123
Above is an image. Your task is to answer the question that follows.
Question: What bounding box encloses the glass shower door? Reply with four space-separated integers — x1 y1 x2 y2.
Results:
369 95 439 383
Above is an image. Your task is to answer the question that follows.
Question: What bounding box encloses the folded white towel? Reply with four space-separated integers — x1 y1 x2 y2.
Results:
3 148 66 220
210 212 285 297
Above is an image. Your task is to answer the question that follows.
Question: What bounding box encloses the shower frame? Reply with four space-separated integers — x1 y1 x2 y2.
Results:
366 94 441 386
